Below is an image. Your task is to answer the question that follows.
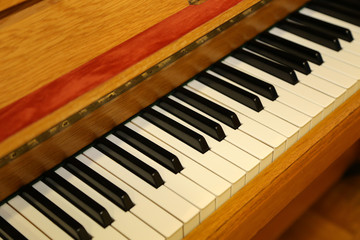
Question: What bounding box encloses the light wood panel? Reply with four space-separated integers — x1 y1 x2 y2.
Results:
0 2 359 240
0 0 258 167
0 0 263 200
0 0 27 12
0 0 189 109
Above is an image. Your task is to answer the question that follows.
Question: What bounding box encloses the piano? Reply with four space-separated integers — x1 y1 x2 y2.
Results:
0 0 359 239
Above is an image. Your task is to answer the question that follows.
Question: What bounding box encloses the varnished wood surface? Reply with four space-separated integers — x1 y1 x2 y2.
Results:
0 0 257 162
185 90 360 240
0 0 309 200
253 141 360 240
280 162 360 240
0 0 27 12
0 0 359 239
0 0 187 109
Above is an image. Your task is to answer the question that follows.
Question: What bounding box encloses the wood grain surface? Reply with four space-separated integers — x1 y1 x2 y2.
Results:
0 0 258 163
0 0 246 144
0 0 359 239
280 157 360 240
0 0 27 12
0 0 262 200
254 141 360 240
0 0 188 109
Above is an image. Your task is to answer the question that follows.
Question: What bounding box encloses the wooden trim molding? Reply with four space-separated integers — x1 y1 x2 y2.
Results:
0 0 265 165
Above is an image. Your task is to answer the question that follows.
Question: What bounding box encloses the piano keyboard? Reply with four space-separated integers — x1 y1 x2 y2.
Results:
1 1 359 239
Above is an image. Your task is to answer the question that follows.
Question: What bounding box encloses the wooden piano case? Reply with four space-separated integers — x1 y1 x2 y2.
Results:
0 0 359 239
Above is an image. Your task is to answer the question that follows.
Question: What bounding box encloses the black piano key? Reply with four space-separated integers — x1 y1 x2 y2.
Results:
142 107 210 153
0 215 27 240
333 0 360 10
232 48 299 85
113 125 184 174
43 171 113 227
258 32 323 65
94 138 164 188
64 158 134 211
288 12 353 42
20 186 91 240
277 20 342 51
196 72 264 112
315 0 360 14
245 40 311 74
210 62 278 100
308 0 360 26
158 97 226 141
173 87 241 129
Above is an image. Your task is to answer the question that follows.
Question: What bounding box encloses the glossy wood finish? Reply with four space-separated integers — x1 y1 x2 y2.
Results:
185 90 360 240
0 0 245 143
254 141 360 240
280 160 360 240
0 0 186 109
0 0 263 199
0 0 311 201
0 0 28 12
1 1 359 239
0 0 258 163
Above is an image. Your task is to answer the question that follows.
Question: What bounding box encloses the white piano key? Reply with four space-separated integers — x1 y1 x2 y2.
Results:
106 134 216 221
299 8 360 34
296 70 347 98
333 50 360 68
131 116 246 194
0 203 50 240
208 70 312 138
321 57 360 82
83 147 200 237
296 70 347 107
269 27 360 81
75 155 183 240
33 181 126 240
153 106 260 182
167 95 273 169
320 54 360 78
224 56 335 117
272 87 324 127
187 80 299 148
55 167 165 240
182 86 287 159
299 8 360 51
341 40 360 56
209 63 324 125
262 101 311 137
241 45 349 104
125 122 232 208
316 52 360 81
8 196 72 240
308 62 357 100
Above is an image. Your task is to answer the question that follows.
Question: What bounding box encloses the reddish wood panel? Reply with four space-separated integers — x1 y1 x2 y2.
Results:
0 0 242 143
